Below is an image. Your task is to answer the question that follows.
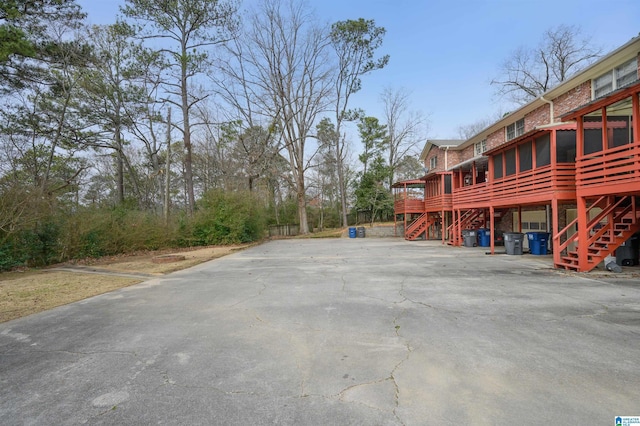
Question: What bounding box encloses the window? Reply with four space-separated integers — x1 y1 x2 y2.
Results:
444 174 452 194
429 156 437 170
535 134 551 167
519 141 532 172
593 57 638 99
474 139 487 156
556 130 576 163
506 118 525 140
493 155 503 179
584 115 603 154
616 58 638 89
505 148 516 176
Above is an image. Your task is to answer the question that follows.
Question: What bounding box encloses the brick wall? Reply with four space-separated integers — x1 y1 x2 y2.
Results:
486 129 505 151
552 81 592 119
525 104 551 130
424 149 440 172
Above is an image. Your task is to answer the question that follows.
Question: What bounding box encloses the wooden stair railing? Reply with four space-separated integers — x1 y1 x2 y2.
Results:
405 213 438 241
554 196 640 272
447 209 485 246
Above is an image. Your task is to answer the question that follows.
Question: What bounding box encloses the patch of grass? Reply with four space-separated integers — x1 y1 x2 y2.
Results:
0 271 140 323
305 228 344 238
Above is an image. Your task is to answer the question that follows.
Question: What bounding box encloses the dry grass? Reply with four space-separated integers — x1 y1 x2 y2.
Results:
0 244 249 324
0 271 140 323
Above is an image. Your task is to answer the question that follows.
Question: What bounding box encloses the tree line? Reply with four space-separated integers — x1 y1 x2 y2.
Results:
0 0 427 270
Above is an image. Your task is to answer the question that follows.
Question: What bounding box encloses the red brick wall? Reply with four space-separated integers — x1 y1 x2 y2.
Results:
424 149 439 171
486 129 505 151
525 104 551 131
552 81 592 119
446 149 465 168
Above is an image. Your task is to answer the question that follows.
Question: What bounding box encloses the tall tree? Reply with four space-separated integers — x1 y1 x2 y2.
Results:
0 0 86 91
491 24 602 105
381 87 427 188
81 22 151 204
122 0 239 214
357 115 387 175
329 18 388 227
238 0 333 234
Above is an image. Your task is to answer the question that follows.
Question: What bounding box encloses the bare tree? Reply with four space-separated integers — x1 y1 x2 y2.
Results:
491 24 602 105
381 87 428 188
237 0 333 234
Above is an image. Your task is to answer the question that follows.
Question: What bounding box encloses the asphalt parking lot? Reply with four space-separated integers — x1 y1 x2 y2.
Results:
1 238 639 425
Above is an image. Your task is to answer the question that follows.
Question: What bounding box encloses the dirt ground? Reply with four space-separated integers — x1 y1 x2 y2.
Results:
0 245 248 323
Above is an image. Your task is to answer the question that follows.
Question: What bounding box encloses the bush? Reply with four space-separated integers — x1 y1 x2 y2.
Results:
192 190 266 245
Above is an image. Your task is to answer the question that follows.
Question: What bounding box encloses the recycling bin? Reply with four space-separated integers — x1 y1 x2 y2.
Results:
527 232 550 255
504 232 524 255
477 229 491 247
462 229 477 247
348 227 357 238
616 235 639 266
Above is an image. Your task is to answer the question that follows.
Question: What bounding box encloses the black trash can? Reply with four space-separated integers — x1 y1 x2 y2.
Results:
462 229 477 247
504 232 524 255
616 235 639 266
357 226 366 238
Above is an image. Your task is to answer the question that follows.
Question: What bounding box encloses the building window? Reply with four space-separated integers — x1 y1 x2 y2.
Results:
474 139 486 156
493 154 503 179
593 57 638 99
506 118 524 140
429 156 437 169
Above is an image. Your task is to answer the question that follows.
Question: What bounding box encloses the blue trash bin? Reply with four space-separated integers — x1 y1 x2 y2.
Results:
348 227 357 238
527 232 549 255
477 229 491 247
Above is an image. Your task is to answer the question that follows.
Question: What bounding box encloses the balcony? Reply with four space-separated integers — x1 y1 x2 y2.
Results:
576 142 640 197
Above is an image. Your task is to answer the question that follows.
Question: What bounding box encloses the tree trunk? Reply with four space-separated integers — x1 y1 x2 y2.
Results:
181 49 195 215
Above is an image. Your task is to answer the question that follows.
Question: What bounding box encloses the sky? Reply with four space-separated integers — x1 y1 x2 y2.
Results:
77 0 640 141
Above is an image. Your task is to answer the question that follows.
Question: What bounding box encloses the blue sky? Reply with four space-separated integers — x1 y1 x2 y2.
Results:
78 0 640 140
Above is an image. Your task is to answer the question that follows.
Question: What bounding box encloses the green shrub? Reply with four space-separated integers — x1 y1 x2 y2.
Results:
192 190 266 245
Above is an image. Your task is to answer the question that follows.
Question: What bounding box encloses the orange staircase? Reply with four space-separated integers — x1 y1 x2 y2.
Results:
447 209 486 246
405 213 438 240
555 196 640 272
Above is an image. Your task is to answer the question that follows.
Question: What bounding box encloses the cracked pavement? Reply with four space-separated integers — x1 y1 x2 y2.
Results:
1 239 639 425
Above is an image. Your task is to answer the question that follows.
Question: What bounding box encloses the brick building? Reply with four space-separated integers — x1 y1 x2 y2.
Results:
394 35 640 272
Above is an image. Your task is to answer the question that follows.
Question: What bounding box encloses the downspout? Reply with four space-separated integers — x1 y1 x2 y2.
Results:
443 146 449 169
540 95 555 124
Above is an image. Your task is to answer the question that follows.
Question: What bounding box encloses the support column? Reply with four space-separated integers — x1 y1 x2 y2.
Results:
551 198 560 268
577 196 588 272
489 206 495 255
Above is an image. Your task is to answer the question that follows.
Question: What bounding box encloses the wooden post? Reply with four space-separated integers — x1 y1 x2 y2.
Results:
551 198 560 268
489 206 495 255
577 196 588 272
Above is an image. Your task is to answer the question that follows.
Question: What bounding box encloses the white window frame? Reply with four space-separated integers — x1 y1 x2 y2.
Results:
429 156 437 170
506 118 525 141
474 139 487 156
593 57 638 99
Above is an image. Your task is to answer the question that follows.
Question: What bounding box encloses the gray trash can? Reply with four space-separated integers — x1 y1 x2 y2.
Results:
357 226 365 238
462 229 477 247
504 232 524 255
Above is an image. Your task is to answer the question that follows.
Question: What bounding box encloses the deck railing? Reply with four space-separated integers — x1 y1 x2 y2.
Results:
452 182 489 207
394 198 424 214
452 164 576 207
576 143 640 190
